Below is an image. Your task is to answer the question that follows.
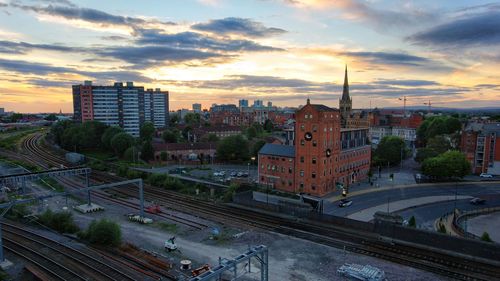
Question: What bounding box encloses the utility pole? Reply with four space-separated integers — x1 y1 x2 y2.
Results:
398 96 407 118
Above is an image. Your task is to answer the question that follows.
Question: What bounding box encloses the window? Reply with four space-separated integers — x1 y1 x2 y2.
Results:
312 185 316 190
313 140 317 147
312 125 317 132
300 170 304 177
312 157 316 164
289 167 293 173
301 140 305 146
300 156 304 163
312 172 316 178
301 124 305 131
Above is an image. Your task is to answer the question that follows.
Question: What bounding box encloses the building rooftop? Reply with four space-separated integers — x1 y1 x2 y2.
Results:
311 104 337 112
258 143 295 158
153 142 217 151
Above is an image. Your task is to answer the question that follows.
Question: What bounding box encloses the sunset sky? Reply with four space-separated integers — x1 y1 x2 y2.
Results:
0 0 499 113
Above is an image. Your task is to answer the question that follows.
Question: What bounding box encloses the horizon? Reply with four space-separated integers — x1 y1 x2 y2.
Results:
1 0 500 112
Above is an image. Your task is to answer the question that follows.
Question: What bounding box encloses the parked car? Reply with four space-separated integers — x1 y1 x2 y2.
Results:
338 199 353 207
469 198 486 205
230 171 237 177
236 172 244 177
479 173 493 178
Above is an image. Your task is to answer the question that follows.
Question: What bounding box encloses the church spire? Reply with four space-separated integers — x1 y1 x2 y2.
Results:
341 65 350 101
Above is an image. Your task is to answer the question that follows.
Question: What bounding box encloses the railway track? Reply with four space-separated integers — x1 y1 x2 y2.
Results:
18 132 500 281
2 221 141 281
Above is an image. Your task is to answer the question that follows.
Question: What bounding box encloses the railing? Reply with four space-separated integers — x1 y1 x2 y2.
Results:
452 207 500 239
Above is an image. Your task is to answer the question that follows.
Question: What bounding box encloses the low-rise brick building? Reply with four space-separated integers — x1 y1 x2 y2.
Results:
258 143 295 192
461 122 500 175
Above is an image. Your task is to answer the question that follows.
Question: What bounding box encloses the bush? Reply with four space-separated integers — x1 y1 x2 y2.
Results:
222 183 240 202
5 204 30 220
480 232 492 242
79 219 122 247
38 209 79 234
408 216 416 228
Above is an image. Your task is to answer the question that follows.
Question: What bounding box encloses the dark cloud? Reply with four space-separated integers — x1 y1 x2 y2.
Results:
134 29 283 52
10 2 175 28
0 58 152 83
0 40 80 54
373 79 440 86
408 11 500 47
0 3 8 7
191 17 286 38
96 45 227 65
100 35 129 41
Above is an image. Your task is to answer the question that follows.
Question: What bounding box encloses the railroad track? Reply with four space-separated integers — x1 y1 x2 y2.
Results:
19 132 500 281
2 221 141 281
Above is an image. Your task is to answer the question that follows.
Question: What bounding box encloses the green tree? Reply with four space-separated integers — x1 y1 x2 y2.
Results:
417 116 461 144
201 133 219 142
160 151 168 161
182 125 192 140
421 150 471 178
44 114 57 121
51 120 74 146
408 216 416 228
217 134 249 162
375 136 406 165
110 132 134 157
140 122 155 141
415 147 440 163
184 113 201 126
169 114 179 126
251 139 266 158
141 140 154 161
101 126 124 149
9 113 23 123
38 209 79 234
481 232 493 242
263 119 274 132
79 219 122 247
162 129 178 143
246 126 257 140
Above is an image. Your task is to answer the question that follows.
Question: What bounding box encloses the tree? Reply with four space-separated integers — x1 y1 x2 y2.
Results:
141 140 154 161
110 132 134 157
263 119 274 132
169 114 179 126
9 113 23 123
184 113 201 126
201 133 219 142
44 114 57 121
140 122 155 141
216 134 249 162
481 232 493 242
408 216 416 228
246 126 257 140
80 219 122 247
421 150 471 179
374 136 406 165
182 125 192 140
162 129 178 143
415 147 440 163
251 140 266 158
101 126 124 149
160 151 168 161
417 116 461 144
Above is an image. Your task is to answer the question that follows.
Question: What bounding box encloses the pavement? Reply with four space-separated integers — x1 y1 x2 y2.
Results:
467 211 500 242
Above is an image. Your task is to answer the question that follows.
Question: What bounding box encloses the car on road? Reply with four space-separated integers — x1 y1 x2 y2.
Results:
338 199 352 207
230 171 237 177
469 198 486 205
479 173 493 178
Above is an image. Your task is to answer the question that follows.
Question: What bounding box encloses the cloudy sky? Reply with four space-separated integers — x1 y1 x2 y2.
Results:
0 0 499 113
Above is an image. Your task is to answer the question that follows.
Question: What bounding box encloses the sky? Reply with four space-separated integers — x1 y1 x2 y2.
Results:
0 0 499 113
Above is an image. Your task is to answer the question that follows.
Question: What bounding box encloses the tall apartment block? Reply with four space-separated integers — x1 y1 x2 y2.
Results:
72 81 169 136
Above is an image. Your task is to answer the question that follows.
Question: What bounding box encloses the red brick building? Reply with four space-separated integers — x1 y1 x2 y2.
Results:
258 144 295 192
153 142 216 164
460 122 500 175
258 99 371 197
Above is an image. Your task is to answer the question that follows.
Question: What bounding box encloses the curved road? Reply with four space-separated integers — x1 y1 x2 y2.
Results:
325 182 500 220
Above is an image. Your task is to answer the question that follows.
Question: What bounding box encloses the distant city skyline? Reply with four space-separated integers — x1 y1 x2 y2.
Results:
0 0 499 113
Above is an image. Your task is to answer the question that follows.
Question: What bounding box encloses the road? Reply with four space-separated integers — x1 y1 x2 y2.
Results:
397 194 500 230
325 182 500 218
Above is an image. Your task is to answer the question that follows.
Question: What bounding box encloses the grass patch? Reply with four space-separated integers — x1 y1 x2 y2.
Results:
152 221 178 233
0 129 40 150
36 177 65 192
82 149 116 161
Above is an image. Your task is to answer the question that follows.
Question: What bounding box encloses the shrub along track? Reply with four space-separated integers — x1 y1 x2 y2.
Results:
18 133 500 281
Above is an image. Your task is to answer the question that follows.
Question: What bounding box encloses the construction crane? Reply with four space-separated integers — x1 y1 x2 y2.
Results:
423 100 445 113
398 96 407 118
